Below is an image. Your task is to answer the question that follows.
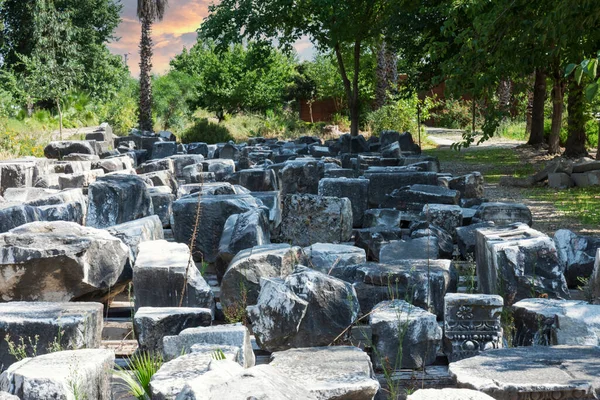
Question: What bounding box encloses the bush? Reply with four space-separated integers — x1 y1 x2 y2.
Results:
179 118 235 144
429 98 475 129
365 94 431 136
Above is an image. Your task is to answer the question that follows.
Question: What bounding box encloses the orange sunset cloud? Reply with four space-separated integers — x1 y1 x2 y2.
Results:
107 0 315 77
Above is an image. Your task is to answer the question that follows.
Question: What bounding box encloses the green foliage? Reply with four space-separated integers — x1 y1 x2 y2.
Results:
200 0 401 136
114 352 163 400
430 98 477 130
1 0 127 99
365 94 432 135
152 71 195 133
179 118 234 144
172 40 296 120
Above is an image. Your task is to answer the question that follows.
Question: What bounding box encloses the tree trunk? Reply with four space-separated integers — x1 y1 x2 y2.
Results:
139 18 154 132
548 67 565 155
56 97 63 141
334 41 361 137
565 79 589 158
528 68 547 146
525 74 535 135
375 40 388 109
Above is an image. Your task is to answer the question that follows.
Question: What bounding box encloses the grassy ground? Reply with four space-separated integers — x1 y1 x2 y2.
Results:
424 147 536 183
527 186 600 226
426 143 600 232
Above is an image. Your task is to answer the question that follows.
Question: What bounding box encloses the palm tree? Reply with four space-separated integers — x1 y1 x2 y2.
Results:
137 0 168 132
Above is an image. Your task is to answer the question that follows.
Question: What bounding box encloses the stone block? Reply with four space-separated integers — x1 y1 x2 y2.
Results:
379 237 440 262
58 169 104 190
172 194 262 263
447 172 484 199
216 208 271 280
133 240 214 312
0 302 103 369
423 204 463 239
318 177 369 228
475 224 569 305
513 298 600 346
220 244 304 311
370 300 442 369
475 202 532 226
363 171 438 207
443 293 503 362
152 141 178 159
408 389 495 400
270 346 379 400
554 229 600 287
86 174 154 228
134 307 212 353
278 194 353 247
280 159 324 195
353 260 457 319
162 324 255 367
449 346 600 400
548 172 575 189
0 221 128 302
247 266 359 352
44 141 96 158
0 349 114 400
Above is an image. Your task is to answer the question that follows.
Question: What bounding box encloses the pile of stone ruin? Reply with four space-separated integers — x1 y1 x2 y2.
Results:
501 155 600 189
0 124 599 400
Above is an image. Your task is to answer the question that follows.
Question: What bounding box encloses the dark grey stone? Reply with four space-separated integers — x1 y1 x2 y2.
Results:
247 266 359 352
318 177 369 228
172 194 262 263
87 174 154 228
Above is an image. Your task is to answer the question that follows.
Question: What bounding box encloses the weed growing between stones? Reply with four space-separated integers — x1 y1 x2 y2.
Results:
4 334 39 361
67 357 88 400
211 348 227 361
114 351 163 400
577 276 594 303
224 280 248 325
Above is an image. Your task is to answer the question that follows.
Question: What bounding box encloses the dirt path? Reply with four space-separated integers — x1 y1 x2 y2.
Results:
429 135 600 237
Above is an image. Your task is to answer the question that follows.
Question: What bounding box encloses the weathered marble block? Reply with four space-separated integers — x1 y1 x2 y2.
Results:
278 194 353 247
318 177 369 228
443 293 503 362
474 202 532 226
269 346 379 400
475 224 569 305
0 302 103 369
513 298 600 346
370 300 442 369
133 240 214 312
134 307 212 353
449 346 600 400
0 349 114 400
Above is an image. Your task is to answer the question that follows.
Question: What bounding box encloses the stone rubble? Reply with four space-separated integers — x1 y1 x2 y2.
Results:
1 126 600 400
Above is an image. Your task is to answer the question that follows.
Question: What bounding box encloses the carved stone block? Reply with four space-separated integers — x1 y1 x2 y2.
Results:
444 293 503 362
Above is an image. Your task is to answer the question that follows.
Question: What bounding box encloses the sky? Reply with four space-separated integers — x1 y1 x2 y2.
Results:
107 0 315 77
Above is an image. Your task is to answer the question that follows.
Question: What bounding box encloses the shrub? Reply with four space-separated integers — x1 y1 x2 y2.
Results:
179 118 235 144
366 94 432 136
429 98 475 130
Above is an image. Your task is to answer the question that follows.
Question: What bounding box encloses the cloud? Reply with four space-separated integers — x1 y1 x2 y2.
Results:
108 0 315 76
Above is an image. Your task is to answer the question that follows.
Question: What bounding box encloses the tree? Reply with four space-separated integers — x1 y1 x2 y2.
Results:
19 0 81 139
200 0 397 136
0 0 127 99
171 40 296 121
152 71 195 131
137 0 168 132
